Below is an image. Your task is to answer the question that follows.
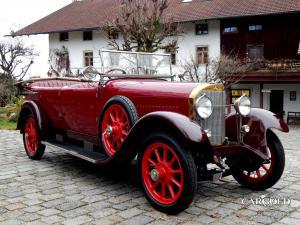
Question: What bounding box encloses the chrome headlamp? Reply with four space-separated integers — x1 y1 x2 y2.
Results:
234 94 251 116
195 95 213 119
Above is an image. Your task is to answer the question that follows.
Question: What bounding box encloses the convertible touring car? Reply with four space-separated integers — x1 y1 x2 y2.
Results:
15 50 289 214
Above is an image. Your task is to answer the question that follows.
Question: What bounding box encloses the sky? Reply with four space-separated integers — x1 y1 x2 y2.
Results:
0 0 72 77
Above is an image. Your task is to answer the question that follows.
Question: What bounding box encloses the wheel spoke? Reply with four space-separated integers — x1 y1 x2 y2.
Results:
121 130 128 136
163 148 167 161
256 169 262 178
148 158 157 166
171 169 183 175
168 156 176 166
171 177 181 188
168 184 175 198
152 180 160 189
154 149 161 162
262 164 268 171
109 113 116 122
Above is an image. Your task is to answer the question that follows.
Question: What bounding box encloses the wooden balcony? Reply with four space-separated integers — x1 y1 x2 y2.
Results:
239 59 300 83
247 59 300 73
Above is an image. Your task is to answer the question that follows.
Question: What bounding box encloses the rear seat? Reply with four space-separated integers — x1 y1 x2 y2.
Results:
31 80 79 88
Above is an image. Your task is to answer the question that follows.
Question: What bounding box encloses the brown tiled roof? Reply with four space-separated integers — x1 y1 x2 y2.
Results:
15 0 300 36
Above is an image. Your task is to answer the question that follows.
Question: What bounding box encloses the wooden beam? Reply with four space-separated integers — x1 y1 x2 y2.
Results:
260 83 263 108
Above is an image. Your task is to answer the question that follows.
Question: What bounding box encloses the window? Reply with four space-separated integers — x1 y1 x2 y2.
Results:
195 24 208 35
247 45 264 60
108 30 119 40
231 89 250 104
196 46 209 64
249 25 262 31
290 91 297 101
59 32 69 42
83 31 93 41
84 51 93 67
223 26 238 33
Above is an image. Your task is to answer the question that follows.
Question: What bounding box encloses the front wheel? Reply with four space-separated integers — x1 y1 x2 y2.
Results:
23 115 45 160
138 133 197 214
232 130 285 190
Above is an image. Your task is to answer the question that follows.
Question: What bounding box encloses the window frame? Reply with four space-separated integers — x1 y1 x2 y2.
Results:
247 44 264 61
248 24 263 31
195 23 209 35
223 26 238 34
83 31 93 41
231 89 251 104
59 32 69 42
196 46 209 65
83 51 94 67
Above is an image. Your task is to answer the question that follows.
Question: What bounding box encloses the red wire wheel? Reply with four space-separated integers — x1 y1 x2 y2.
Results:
102 104 131 156
232 130 285 190
23 115 45 160
240 147 273 182
138 133 197 214
141 142 184 205
24 116 40 156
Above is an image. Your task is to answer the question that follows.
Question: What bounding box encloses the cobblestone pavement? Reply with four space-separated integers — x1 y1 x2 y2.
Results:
0 127 299 225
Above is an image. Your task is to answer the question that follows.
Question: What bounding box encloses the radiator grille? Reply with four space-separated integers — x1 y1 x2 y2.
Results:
195 91 226 145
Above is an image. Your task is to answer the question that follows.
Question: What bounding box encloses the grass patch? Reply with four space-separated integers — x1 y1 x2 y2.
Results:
0 118 16 130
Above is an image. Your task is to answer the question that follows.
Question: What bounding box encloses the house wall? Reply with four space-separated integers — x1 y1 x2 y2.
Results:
48 20 221 76
232 83 300 122
263 84 300 121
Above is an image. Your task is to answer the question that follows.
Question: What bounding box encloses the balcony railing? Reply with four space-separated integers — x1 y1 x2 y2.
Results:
246 59 300 73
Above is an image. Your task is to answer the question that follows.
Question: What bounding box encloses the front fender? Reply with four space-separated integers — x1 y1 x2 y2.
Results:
226 108 289 155
113 111 212 164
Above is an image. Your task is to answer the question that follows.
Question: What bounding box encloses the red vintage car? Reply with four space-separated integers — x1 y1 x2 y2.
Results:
16 51 289 214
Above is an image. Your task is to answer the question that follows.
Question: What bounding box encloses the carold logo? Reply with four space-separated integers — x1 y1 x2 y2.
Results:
241 195 291 207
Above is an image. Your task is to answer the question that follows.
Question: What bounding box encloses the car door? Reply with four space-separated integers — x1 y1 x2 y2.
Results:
60 82 101 137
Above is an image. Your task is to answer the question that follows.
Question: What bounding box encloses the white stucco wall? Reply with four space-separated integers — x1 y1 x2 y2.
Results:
231 83 261 108
232 83 300 122
48 20 221 76
176 20 221 63
263 84 300 121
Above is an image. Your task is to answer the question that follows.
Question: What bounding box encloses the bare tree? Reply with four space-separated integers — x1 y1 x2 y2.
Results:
0 38 37 81
48 46 72 77
103 0 181 53
208 55 249 90
179 54 249 90
178 56 202 83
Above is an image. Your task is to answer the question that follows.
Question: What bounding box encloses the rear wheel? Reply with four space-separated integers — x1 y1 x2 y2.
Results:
138 133 197 214
23 115 45 160
232 130 285 190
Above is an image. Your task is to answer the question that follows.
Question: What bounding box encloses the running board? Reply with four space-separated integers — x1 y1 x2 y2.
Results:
43 141 107 164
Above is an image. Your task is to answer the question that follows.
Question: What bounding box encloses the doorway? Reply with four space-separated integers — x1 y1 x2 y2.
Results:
270 90 284 118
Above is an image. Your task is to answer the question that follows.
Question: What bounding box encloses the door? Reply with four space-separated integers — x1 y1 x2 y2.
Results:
270 90 284 118
60 82 101 136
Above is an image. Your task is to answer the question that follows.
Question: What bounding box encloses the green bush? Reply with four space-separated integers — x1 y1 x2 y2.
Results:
0 96 24 123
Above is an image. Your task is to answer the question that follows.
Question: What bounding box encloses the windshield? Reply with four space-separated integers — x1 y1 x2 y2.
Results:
99 50 172 77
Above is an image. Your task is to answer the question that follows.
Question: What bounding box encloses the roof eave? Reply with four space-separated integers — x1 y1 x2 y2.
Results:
12 10 300 36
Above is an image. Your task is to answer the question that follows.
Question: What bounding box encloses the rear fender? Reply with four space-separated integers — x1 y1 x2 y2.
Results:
113 111 212 164
17 100 51 139
225 108 289 156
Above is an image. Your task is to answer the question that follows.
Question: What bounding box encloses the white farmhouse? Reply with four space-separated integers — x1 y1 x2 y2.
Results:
16 0 300 123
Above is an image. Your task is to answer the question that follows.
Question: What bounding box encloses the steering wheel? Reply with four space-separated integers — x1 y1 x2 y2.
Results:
105 68 127 75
